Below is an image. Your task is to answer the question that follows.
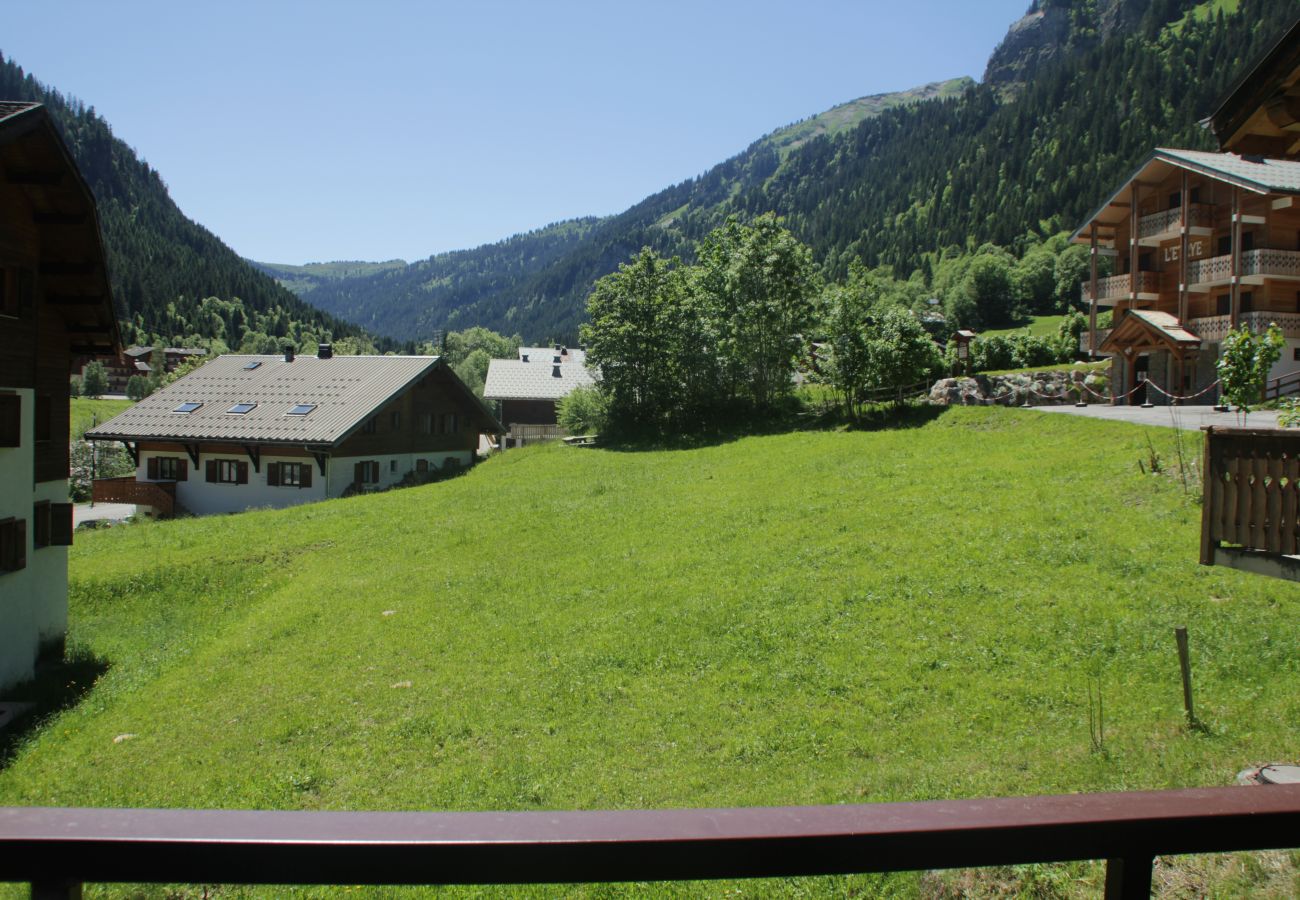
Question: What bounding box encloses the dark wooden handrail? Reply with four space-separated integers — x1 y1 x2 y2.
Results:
3 785 1300 897
1264 369 1300 401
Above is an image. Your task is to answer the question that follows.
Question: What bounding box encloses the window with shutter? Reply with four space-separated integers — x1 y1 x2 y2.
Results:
33 501 50 549
147 457 159 480
0 394 19 447
206 460 217 482
0 518 25 573
267 462 280 487
300 464 312 489
51 504 73 547
236 461 248 484
177 458 188 481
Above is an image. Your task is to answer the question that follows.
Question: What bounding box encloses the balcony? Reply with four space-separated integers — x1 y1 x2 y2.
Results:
1188 249 1300 289
1085 272 1162 304
91 476 175 517
1188 310 1300 342
1137 203 1215 242
3 786 1300 898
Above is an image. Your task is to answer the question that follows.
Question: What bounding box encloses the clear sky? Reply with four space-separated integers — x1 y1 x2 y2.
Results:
5 1 1031 265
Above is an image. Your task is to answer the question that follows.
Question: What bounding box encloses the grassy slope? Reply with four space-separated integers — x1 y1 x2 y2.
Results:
70 398 133 440
980 314 1068 339
2 409 1298 894
759 78 972 159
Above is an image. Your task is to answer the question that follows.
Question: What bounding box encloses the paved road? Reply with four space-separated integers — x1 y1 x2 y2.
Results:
1031 403 1283 431
74 502 136 527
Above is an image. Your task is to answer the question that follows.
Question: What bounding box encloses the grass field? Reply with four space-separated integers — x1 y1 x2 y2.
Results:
2 407 1298 896
981 315 1068 339
71 397 133 439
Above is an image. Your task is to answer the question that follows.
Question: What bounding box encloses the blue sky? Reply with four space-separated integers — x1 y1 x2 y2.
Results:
5 1 1030 264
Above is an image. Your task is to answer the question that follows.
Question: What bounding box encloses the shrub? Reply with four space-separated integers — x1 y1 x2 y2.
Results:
558 385 608 435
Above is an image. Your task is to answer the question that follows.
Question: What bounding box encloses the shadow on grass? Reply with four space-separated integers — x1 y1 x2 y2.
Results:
592 400 952 453
0 651 109 771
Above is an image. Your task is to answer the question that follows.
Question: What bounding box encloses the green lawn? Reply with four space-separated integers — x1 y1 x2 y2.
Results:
980 315 1067 339
71 397 133 439
2 407 1298 896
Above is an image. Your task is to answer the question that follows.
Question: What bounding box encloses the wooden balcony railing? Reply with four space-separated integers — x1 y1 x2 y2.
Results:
3 786 1299 898
1201 426 1300 580
90 476 175 518
1189 249 1300 287
1137 203 1215 240
1085 272 1161 302
1190 311 1300 342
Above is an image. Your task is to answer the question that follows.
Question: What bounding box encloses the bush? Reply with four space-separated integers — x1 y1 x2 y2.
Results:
81 360 109 398
557 385 608 435
125 375 151 401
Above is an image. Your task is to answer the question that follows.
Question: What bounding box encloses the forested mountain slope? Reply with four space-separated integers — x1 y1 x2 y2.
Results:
0 56 379 351
302 0 1292 345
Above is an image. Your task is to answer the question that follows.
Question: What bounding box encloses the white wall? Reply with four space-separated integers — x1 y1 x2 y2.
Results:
136 447 475 515
1267 340 1300 386
0 387 68 692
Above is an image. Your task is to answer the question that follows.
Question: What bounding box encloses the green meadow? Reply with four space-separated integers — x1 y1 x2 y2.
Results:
3 407 1298 896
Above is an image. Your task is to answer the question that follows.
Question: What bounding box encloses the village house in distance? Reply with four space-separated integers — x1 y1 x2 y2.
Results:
0 101 120 691
483 344 597 445
1075 17 1300 405
86 346 502 517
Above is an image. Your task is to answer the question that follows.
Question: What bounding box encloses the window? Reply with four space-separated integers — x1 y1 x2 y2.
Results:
390 411 401 430
1168 191 1181 210
1241 291 1253 313
243 362 262 370
147 456 186 481
205 459 248 484
173 402 202 414
34 395 51 443
354 460 379 484
448 413 458 434
1292 348 1300 363
418 413 433 434
1216 294 1230 316
268 461 312 488
33 501 50 549
362 416 377 435
0 394 19 447
1242 231 1255 252
438 413 457 434
0 517 25 573
389 459 397 473
287 404 316 416
416 458 429 473
227 402 257 415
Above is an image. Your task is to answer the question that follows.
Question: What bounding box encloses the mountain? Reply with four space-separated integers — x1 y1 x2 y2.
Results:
299 0 1291 346
0 54 383 352
248 259 408 297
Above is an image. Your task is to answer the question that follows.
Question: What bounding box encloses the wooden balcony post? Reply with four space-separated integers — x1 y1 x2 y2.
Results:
1089 225 1099 358
1179 171 1189 324
1231 187 1241 329
1104 854 1154 899
1129 184 1139 305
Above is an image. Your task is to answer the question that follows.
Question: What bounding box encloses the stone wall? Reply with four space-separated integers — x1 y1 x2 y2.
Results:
929 368 1109 407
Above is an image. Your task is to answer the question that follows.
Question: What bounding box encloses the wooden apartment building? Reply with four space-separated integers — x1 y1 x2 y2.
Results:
1074 17 1300 404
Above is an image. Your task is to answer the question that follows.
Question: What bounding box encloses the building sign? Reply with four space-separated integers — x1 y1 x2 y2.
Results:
1163 240 1207 263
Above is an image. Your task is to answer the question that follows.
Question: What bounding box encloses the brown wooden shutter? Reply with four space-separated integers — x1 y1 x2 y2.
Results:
0 395 19 447
177 458 188 481
32 501 50 549
51 503 73 547
206 460 217 482
236 461 248 484
13 519 25 571
267 462 280 487
299 464 312 488
147 457 159 480
354 461 364 484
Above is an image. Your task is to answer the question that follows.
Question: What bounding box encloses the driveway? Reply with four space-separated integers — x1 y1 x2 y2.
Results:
1031 403 1284 431
74 502 136 527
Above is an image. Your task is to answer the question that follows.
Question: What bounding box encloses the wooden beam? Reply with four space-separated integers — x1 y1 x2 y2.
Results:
32 212 86 226
1211 545 1300 582
311 452 329 476
62 324 112 335
243 444 261 474
45 293 106 306
184 444 201 468
121 441 139 467
1272 197 1295 210
39 261 98 276
5 170 63 186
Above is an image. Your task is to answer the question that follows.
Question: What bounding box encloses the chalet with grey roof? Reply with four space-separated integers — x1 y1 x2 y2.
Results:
0 101 121 690
1073 18 1300 405
86 346 502 517
483 344 597 439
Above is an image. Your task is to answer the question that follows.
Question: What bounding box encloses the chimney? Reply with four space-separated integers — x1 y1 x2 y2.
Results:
521 353 529 363
283 346 295 363
561 346 569 358
554 344 561 352
552 355 562 364
552 365 562 378
318 343 333 359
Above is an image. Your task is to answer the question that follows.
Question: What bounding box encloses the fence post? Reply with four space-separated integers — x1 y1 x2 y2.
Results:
1103 854 1153 899
31 879 83 900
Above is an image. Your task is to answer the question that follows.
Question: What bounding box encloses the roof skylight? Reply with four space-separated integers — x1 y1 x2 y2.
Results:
243 361 262 370
172 402 202 414
227 402 257 415
286 404 316 416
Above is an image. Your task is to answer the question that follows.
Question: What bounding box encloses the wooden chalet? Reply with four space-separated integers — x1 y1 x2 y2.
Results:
483 345 597 445
85 347 502 517
0 101 120 691
1074 17 1300 405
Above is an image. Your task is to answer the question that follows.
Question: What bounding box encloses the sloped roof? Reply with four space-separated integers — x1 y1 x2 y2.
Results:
87 354 501 445
1099 310 1201 355
1206 16 1300 156
483 359 598 401
1072 148 1300 242
519 346 587 365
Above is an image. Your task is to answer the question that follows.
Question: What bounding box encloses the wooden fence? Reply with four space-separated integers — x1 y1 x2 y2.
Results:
90 477 175 518
1200 426 1300 580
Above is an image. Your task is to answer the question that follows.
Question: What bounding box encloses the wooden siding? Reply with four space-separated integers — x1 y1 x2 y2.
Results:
500 398 558 426
334 368 482 458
